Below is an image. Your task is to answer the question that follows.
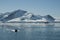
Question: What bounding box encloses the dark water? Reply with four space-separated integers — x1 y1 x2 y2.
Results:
0 23 60 40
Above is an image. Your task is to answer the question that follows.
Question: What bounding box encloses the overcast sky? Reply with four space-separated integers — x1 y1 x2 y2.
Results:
0 0 60 19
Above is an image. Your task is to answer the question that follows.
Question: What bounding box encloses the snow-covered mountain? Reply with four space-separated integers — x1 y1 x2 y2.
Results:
21 13 42 20
0 12 10 21
0 9 55 23
0 9 27 22
44 15 55 22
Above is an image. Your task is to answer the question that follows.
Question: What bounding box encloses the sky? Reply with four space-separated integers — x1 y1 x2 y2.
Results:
0 0 60 19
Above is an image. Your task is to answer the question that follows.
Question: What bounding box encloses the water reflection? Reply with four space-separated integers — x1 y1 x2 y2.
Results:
0 23 60 40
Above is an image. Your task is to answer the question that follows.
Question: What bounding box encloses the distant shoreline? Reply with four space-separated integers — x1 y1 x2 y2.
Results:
0 22 60 23
0 22 60 26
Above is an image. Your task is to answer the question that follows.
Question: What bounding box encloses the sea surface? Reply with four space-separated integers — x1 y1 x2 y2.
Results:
0 23 60 40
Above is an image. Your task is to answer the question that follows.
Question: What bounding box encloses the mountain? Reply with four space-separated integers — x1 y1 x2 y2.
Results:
44 15 55 22
21 13 42 20
0 12 10 20
0 9 55 23
0 9 27 22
